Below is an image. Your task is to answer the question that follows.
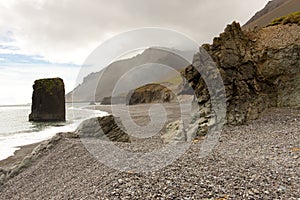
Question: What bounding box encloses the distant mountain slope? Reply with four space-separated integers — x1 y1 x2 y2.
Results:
244 0 287 26
243 0 300 29
66 48 193 102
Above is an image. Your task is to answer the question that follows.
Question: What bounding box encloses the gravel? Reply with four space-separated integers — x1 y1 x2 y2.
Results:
0 107 299 199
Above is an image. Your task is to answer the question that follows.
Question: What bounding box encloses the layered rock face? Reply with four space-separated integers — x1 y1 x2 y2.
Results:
29 78 65 122
75 115 130 142
183 21 300 129
127 83 175 105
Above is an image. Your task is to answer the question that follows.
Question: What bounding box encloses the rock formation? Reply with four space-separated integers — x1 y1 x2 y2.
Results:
29 78 65 122
127 83 175 105
163 21 300 142
75 115 130 142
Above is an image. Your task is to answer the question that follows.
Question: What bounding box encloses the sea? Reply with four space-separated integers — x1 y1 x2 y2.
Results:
0 103 108 161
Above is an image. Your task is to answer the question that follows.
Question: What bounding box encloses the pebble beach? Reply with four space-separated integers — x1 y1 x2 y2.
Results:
0 105 299 199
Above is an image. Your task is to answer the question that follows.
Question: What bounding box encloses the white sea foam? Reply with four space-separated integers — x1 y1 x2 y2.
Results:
0 104 108 161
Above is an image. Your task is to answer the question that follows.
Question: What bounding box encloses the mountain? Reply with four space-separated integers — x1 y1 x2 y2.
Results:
243 0 300 29
244 0 287 25
66 48 193 102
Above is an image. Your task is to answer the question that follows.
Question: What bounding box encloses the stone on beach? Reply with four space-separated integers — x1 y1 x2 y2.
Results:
75 115 130 143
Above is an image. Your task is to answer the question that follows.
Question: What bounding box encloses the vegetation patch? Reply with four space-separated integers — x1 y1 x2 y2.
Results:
268 11 300 26
35 78 63 94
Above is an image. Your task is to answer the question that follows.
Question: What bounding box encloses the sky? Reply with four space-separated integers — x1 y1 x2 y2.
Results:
0 0 269 105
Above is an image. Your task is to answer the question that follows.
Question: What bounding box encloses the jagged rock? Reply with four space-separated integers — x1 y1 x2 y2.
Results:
75 115 130 142
29 78 65 122
127 83 175 105
181 22 300 137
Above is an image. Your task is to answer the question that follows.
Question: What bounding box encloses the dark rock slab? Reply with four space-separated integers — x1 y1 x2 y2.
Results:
29 78 65 122
75 115 130 143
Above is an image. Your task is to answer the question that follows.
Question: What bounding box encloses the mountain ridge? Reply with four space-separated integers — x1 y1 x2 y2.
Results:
66 47 193 102
243 0 300 29
244 0 287 26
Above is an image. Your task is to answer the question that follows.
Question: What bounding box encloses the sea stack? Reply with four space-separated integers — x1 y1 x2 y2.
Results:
29 78 66 122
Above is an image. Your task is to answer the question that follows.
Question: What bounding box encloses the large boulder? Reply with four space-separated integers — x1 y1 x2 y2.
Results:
29 78 65 122
75 115 130 142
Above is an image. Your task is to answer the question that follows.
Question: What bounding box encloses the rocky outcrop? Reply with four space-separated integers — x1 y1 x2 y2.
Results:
177 21 300 140
75 115 130 142
127 83 175 105
29 78 65 122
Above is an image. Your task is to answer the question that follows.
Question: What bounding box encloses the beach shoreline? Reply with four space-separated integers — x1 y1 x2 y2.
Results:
0 103 181 170
0 103 109 169
0 142 41 170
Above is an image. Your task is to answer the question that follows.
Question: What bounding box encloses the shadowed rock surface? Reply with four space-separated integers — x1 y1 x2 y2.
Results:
29 78 65 122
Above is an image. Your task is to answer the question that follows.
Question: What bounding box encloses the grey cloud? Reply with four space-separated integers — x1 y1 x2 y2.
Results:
0 0 268 64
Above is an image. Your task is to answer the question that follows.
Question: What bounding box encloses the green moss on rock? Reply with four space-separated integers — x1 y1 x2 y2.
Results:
35 78 64 95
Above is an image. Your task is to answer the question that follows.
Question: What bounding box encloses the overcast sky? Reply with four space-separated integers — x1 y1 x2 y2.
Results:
0 0 269 105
